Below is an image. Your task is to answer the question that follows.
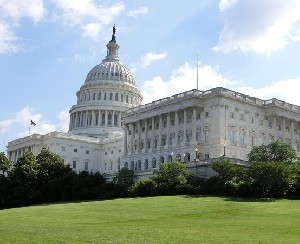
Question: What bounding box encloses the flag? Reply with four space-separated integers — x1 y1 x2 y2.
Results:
30 119 36 126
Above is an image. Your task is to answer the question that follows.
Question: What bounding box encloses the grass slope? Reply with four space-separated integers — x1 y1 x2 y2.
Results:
0 196 299 243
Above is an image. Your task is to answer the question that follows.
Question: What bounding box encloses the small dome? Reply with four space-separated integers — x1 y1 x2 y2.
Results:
85 60 135 85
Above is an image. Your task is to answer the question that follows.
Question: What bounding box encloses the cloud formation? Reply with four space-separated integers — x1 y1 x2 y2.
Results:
0 107 69 139
52 0 124 40
213 0 300 54
141 62 234 104
141 60 300 107
140 52 167 67
127 7 148 17
0 0 45 54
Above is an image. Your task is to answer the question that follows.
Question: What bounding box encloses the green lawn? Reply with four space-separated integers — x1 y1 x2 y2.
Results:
0 196 299 243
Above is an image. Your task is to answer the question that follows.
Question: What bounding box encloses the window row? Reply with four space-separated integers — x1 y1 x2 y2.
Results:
78 91 139 105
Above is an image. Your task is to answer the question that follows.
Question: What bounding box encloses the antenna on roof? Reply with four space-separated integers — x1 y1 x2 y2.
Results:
196 54 199 90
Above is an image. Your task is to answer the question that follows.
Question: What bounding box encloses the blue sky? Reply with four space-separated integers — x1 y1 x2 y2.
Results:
1 0 300 152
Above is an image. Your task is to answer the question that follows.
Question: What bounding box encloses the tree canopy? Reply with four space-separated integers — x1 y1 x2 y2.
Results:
247 140 298 163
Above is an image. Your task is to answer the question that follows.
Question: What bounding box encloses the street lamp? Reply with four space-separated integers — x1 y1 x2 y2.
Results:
195 148 199 161
171 152 173 162
223 143 226 157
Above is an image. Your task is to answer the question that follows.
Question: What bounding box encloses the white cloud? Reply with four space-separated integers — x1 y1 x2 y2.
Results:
74 53 84 63
81 23 102 40
141 61 300 107
140 52 167 67
213 0 300 54
0 107 69 139
141 62 234 104
127 7 148 17
0 22 18 54
0 0 45 23
0 0 44 54
52 0 124 40
234 78 300 105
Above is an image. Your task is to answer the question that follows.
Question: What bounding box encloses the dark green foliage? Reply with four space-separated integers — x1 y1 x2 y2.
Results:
8 151 40 206
248 162 294 198
130 178 157 197
152 162 190 187
248 140 298 164
112 168 135 197
0 152 11 175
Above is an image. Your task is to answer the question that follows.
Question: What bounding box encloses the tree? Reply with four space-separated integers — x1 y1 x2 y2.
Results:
152 162 190 187
112 168 135 197
248 162 292 198
9 151 40 205
0 152 11 175
248 140 298 164
36 148 72 202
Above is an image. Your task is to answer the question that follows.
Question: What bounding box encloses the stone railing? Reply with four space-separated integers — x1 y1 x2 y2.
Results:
125 87 300 116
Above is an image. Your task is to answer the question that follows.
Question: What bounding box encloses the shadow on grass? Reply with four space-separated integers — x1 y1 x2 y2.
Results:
182 195 276 202
223 197 276 202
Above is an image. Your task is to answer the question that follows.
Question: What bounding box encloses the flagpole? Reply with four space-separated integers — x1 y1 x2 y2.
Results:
197 54 199 90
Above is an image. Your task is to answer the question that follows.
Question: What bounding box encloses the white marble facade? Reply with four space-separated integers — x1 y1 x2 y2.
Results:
7 30 300 178
121 87 300 174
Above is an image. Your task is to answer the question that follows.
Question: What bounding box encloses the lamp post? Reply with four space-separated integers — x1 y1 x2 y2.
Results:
223 143 226 157
195 148 198 160
171 152 173 162
195 148 199 176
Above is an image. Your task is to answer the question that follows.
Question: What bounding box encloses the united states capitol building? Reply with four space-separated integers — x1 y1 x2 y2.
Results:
7 29 300 179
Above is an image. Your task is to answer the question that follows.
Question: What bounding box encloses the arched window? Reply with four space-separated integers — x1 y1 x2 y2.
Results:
121 94 124 102
114 114 118 126
109 93 113 100
104 92 107 100
137 160 142 170
98 92 101 100
126 95 129 103
144 159 149 170
152 158 156 168
124 162 128 168
130 161 134 170
160 156 164 164
115 93 118 101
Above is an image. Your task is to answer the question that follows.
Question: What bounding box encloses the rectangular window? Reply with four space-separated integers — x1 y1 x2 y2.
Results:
205 112 209 118
72 161 76 169
74 148 77 153
110 162 113 170
85 162 88 171
259 119 263 125
86 150 89 154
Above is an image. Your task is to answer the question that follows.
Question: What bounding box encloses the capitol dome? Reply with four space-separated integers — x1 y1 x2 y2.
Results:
68 26 143 138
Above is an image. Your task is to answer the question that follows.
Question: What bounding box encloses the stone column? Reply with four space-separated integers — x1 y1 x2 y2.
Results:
291 120 295 147
273 116 277 140
166 113 170 148
129 123 134 154
158 115 162 149
183 109 187 144
175 111 178 146
85 110 89 127
74 112 77 128
151 117 155 149
105 110 108 127
192 107 197 144
112 110 115 126
144 119 148 149
124 124 128 155
137 121 141 152
282 118 286 141
91 110 95 126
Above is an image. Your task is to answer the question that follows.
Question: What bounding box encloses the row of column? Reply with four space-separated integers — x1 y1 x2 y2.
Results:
124 108 198 155
69 110 123 130
8 146 33 163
